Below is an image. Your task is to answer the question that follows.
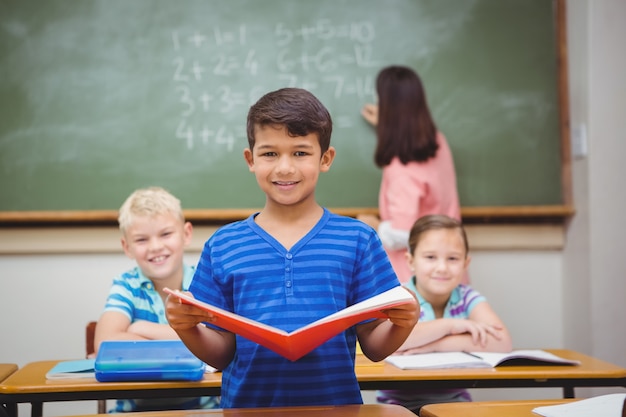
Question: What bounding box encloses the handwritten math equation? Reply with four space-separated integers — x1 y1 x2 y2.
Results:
170 19 379 151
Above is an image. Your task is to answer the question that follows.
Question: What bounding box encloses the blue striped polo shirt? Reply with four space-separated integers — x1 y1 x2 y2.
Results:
104 264 195 322
190 208 401 408
103 264 220 412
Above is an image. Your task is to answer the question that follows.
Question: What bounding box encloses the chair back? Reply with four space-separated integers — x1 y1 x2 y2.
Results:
86 321 97 357
86 320 106 413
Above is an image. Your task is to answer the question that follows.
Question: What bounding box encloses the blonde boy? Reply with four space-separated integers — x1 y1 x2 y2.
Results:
96 186 218 412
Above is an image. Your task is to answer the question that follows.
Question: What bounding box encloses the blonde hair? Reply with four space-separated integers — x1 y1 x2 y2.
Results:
118 187 184 233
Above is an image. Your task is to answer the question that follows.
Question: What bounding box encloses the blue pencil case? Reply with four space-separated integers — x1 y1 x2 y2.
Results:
94 340 205 382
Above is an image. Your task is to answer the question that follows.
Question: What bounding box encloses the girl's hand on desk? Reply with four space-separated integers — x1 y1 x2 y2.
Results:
394 317 507 355
447 319 505 348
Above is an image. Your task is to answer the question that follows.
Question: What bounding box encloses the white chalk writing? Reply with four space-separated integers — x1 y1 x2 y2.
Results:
170 19 378 150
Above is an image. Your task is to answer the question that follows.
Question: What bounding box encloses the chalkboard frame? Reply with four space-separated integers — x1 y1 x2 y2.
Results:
0 0 573 225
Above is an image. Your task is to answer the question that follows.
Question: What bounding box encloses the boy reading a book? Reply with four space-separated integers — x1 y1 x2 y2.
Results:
95 187 219 412
165 87 419 408
377 214 512 415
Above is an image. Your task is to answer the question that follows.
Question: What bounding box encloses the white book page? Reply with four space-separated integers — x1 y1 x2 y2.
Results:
476 350 580 366
385 352 490 369
166 286 412 337
385 349 581 370
165 288 288 335
532 393 626 417
300 286 414 329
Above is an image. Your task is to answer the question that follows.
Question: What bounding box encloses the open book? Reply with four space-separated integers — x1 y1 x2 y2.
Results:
164 286 414 361
385 349 581 370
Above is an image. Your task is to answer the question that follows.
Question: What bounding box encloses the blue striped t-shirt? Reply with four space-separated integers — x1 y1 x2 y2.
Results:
103 264 195 323
190 208 401 408
103 264 219 412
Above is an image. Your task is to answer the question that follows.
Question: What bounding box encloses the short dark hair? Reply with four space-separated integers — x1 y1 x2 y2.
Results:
246 88 333 153
374 65 438 167
408 214 469 256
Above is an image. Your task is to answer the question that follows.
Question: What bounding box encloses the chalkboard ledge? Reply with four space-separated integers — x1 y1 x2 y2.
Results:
459 205 575 224
0 205 575 226
0 223 565 255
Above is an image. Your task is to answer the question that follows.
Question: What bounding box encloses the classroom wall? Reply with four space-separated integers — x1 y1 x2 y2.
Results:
1 1 625 415
567 0 626 380
559 0 626 398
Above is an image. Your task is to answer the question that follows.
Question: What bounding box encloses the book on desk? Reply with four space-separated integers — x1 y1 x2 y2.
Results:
385 349 581 370
46 359 95 379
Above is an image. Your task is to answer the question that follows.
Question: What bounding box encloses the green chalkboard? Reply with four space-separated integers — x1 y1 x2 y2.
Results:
0 0 564 215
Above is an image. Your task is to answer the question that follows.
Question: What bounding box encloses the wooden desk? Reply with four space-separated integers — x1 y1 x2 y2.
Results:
1 350 625 417
71 404 413 417
0 365 17 383
355 348 626 398
0 360 221 417
0 364 18 417
420 399 579 417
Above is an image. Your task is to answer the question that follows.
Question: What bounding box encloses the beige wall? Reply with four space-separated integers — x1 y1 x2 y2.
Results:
0 227 569 414
1 1 625 414
564 0 626 367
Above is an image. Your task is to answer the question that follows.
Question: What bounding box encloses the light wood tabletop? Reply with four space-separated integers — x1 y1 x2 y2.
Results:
420 399 581 417
1 349 625 417
66 404 414 417
355 348 626 397
0 360 221 396
0 364 18 383
0 361 221 417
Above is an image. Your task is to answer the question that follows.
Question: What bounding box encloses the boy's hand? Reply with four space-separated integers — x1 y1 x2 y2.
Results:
383 289 419 329
165 292 215 331
357 288 419 362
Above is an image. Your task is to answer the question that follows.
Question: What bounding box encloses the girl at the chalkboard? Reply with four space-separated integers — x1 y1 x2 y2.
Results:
358 65 463 284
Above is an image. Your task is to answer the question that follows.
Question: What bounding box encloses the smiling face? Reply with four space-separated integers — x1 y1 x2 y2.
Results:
407 227 471 303
244 124 335 209
121 212 192 285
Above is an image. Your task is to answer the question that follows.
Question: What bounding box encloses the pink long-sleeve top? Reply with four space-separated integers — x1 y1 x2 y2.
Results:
378 132 461 283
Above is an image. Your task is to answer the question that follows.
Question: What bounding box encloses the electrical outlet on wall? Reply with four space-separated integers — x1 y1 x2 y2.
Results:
571 124 588 158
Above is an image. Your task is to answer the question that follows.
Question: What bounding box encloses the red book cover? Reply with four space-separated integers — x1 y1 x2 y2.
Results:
164 286 413 361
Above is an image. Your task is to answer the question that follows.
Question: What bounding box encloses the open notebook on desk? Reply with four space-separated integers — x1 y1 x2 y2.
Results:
385 349 581 370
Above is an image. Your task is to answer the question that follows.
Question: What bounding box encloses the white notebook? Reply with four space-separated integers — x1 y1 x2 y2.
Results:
533 393 626 417
385 349 580 370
